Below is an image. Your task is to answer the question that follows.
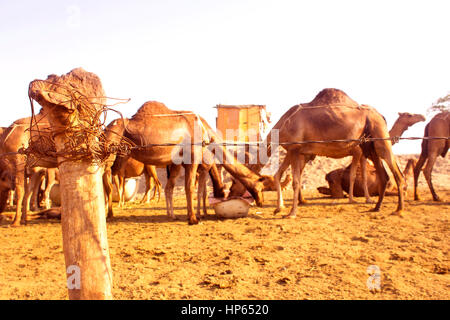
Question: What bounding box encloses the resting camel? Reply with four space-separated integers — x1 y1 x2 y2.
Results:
109 101 267 225
318 158 416 198
0 110 57 226
413 111 449 201
111 155 161 207
317 112 425 199
263 88 405 218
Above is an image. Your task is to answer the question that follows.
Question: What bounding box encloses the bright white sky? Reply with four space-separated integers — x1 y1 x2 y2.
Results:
1 0 449 154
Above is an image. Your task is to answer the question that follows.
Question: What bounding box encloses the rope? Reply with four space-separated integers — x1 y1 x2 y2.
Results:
0 135 448 159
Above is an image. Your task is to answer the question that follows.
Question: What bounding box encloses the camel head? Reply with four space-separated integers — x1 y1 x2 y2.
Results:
228 177 265 206
397 112 426 128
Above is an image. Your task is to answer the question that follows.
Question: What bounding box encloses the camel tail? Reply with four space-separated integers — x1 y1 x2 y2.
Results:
442 140 449 158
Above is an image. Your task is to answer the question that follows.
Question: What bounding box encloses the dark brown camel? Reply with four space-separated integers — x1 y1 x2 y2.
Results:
263 88 405 218
413 111 449 201
317 112 425 199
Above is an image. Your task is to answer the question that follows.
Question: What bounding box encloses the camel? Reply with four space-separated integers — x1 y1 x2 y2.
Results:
111 155 161 207
108 101 267 225
0 110 58 226
413 111 449 201
318 158 416 198
317 112 425 198
0 158 15 217
262 88 405 218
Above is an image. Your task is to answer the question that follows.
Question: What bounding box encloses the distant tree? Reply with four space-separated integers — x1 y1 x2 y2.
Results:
428 93 450 114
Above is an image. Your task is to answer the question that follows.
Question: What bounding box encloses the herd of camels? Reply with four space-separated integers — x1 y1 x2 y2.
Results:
0 79 448 226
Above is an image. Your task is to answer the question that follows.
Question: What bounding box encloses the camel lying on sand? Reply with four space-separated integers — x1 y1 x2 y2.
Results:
318 158 416 198
261 88 405 218
414 111 449 201
317 112 425 199
105 101 268 225
111 155 162 207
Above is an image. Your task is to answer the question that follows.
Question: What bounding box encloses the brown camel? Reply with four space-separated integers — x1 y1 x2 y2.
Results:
414 111 449 201
317 112 425 199
111 155 161 207
0 110 57 226
263 88 405 218
318 158 416 198
107 101 266 225
0 158 15 217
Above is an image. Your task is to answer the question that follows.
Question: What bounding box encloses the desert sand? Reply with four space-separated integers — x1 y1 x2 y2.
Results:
0 155 448 300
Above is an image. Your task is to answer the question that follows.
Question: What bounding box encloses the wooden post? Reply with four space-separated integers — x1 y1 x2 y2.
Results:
29 68 113 300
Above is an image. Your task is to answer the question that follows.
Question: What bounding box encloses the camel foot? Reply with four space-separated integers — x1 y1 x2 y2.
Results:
365 198 375 204
433 197 442 202
390 210 404 217
369 207 380 213
188 218 199 225
11 221 22 227
348 199 357 204
298 199 309 205
274 207 284 215
414 196 421 201
283 214 297 219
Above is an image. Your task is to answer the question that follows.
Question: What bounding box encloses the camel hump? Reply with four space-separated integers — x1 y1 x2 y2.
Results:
132 101 184 120
307 88 359 107
132 101 170 119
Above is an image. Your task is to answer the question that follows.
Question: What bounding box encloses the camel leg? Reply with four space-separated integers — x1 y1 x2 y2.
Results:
12 170 25 227
140 171 151 204
298 155 314 204
196 169 208 218
348 153 360 204
118 176 125 208
382 155 405 214
103 169 114 219
274 153 291 214
43 173 57 210
422 152 441 202
147 165 160 202
360 155 373 204
369 155 388 213
8 190 14 208
184 163 199 225
31 171 44 211
148 176 156 202
413 153 427 201
285 154 306 219
165 165 181 220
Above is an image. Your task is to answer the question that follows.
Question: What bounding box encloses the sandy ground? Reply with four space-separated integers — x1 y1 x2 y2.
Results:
0 155 448 300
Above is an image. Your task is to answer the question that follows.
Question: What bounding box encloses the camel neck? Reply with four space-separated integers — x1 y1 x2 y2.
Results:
389 122 411 145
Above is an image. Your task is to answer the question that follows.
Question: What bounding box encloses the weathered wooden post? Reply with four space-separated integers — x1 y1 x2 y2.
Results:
28 68 113 299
